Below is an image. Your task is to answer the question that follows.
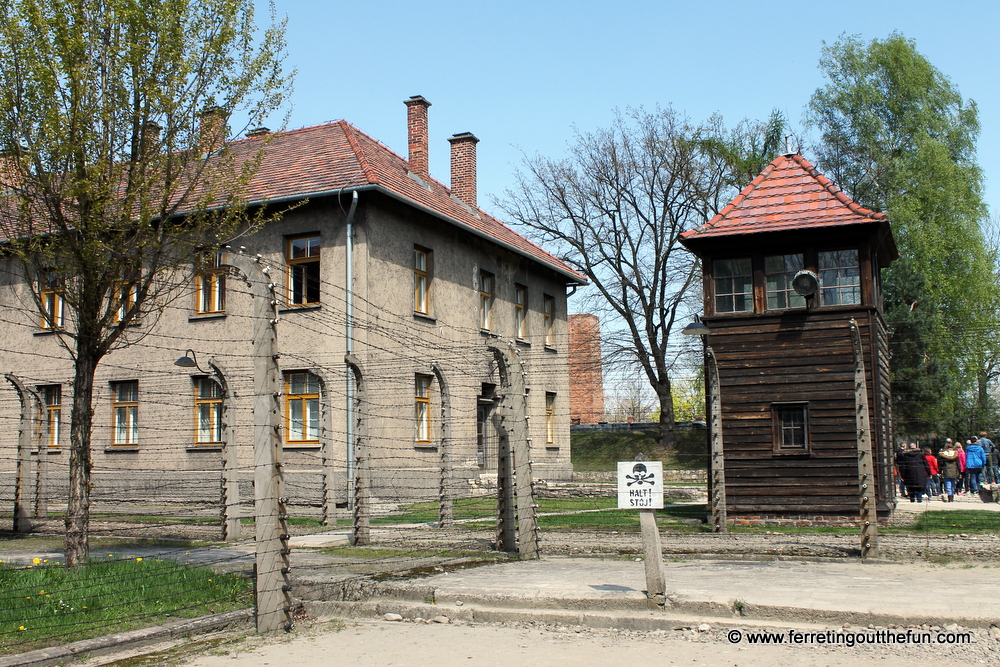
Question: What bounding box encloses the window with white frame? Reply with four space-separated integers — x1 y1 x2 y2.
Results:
285 371 320 444
111 380 138 446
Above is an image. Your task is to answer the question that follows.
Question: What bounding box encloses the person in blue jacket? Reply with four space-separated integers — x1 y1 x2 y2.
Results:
964 438 987 494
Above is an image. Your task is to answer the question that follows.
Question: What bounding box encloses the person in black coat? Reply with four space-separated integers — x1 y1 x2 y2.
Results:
896 443 932 502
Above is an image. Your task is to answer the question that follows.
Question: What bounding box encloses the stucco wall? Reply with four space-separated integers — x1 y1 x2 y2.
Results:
0 190 574 515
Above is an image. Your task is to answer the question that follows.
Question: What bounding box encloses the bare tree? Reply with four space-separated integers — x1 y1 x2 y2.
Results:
499 108 731 449
604 377 656 424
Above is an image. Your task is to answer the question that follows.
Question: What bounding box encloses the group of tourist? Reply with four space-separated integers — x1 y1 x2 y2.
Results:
895 432 1000 503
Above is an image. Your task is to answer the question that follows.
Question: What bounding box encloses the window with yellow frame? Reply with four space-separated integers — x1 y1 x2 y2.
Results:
285 371 320 445
40 272 63 329
545 392 556 445
286 234 321 305
111 380 138 446
41 385 61 449
514 284 527 339
543 294 555 346
194 377 223 444
479 271 494 331
414 246 431 314
113 281 139 323
195 252 226 314
415 374 432 443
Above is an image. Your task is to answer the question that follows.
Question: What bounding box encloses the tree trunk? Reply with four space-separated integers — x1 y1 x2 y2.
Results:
65 351 98 566
656 386 676 450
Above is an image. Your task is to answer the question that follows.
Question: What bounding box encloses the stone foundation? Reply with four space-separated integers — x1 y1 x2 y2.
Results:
729 515 890 527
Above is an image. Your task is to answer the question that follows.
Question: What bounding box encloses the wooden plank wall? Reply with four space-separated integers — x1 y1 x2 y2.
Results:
710 308 892 516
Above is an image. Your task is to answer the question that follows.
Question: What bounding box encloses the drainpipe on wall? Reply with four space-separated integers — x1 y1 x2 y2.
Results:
343 191 359 501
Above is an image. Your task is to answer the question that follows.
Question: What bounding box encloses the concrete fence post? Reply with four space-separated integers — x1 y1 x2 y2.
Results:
850 319 879 559
5 374 36 533
220 250 291 633
346 354 369 545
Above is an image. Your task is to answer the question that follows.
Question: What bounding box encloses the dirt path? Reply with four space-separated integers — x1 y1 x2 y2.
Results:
123 616 998 667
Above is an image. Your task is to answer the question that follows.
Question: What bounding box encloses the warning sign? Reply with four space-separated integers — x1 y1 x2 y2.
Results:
617 461 664 509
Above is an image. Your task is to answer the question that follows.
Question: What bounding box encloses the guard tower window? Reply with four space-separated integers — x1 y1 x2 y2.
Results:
765 254 806 309
819 249 860 306
714 258 752 313
772 403 809 452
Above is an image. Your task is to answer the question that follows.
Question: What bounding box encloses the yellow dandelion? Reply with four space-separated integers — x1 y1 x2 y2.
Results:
42 559 48 563
208 579 213 582
18 626 25 631
39 590 45 595
108 554 114 558
25 596 30 599
32 558 40 565
135 557 143 562
82 606 88 609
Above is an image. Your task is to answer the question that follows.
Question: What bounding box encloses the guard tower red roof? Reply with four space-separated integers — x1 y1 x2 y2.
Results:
681 153 897 260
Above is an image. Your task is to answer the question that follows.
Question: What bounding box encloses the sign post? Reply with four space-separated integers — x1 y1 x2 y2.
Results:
618 459 667 606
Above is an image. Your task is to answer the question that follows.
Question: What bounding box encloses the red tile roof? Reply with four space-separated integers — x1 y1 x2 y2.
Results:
681 153 890 243
229 120 586 283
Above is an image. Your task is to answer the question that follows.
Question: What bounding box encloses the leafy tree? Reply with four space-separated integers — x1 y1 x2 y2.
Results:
499 107 736 449
806 33 995 437
0 0 291 564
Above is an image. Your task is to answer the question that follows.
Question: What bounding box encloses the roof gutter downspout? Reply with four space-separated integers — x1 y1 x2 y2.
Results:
343 190 359 496
231 184 585 285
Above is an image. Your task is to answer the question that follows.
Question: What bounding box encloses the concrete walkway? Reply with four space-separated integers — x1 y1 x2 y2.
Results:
351 556 1000 629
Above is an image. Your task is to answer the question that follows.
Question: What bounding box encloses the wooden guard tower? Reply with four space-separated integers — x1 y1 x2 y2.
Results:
679 152 898 520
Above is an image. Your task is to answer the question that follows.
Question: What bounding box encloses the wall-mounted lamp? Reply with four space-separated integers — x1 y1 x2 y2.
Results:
681 319 710 336
174 348 205 371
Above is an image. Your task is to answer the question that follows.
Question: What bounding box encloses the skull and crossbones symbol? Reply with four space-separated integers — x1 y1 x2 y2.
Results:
626 463 655 486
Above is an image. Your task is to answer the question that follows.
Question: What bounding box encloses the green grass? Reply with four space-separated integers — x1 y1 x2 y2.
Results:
457 500 707 532
372 496 630 525
908 510 1000 533
0 557 252 654
315 546 509 560
571 428 707 472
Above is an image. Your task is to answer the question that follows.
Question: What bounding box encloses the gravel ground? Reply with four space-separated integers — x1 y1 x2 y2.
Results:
90 614 1000 667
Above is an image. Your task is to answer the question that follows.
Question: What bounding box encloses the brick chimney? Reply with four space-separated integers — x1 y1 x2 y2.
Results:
404 95 431 178
198 106 227 156
568 313 605 425
141 121 161 159
449 132 479 209
0 151 22 192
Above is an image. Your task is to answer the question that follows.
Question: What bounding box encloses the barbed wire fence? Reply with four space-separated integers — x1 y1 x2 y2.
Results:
2 244 699 647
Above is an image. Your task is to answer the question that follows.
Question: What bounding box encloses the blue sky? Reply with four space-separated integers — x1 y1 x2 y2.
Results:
266 0 1000 226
